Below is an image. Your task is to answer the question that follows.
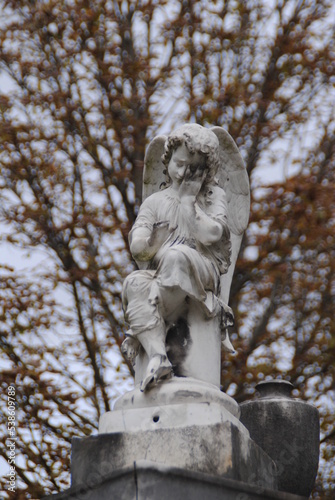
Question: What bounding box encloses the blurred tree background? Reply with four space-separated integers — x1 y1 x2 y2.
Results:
0 0 334 497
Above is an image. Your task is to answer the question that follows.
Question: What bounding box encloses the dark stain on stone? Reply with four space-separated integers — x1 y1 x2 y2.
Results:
166 317 192 376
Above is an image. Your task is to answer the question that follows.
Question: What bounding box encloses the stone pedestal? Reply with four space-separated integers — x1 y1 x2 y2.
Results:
67 377 279 494
43 378 318 499
72 420 277 489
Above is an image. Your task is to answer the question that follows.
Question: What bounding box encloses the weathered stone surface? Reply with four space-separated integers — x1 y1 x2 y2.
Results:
71 420 277 490
43 461 308 500
133 305 223 388
111 376 240 418
240 380 319 497
100 401 245 435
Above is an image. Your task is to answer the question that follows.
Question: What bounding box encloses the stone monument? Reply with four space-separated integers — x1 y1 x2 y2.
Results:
45 125 319 500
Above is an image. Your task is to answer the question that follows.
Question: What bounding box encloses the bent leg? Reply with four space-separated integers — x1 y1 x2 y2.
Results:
154 246 217 320
122 270 172 391
122 270 162 335
121 249 218 390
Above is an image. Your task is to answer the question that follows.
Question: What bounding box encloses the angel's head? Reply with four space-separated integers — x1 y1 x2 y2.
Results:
162 124 220 186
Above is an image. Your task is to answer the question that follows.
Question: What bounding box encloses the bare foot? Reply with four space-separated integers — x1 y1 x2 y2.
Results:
140 355 172 392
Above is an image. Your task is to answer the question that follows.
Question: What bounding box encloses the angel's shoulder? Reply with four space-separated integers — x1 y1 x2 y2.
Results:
139 188 171 213
143 188 169 204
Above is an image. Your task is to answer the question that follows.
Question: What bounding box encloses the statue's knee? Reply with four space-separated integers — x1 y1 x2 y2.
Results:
122 272 142 298
161 248 187 269
123 271 153 301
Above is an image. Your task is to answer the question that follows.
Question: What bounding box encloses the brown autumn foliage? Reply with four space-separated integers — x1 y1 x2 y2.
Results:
0 0 334 497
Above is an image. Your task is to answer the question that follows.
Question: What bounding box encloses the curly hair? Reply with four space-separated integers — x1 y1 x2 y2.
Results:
161 124 221 186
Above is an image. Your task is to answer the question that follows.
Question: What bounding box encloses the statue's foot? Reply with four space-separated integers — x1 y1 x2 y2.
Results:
140 355 172 392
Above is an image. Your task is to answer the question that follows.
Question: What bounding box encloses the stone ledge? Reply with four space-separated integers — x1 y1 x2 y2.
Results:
43 460 308 500
100 401 248 435
71 421 277 490
113 376 240 418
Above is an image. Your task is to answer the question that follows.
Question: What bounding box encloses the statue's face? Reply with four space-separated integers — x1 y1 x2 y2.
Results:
168 143 205 187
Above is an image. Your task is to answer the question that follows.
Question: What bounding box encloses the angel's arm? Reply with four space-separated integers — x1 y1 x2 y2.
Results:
179 181 228 246
129 194 176 262
129 225 154 262
182 201 223 246
130 222 172 262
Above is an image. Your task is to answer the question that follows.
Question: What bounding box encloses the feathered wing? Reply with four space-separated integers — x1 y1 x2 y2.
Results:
211 126 250 303
142 135 167 201
211 127 250 352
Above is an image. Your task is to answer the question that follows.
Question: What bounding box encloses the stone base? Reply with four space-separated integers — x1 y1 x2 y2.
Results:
91 378 278 490
101 377 242 437
100 401 246 435
44 461 307 500
42 379 309 500
111 376 240 417
72 418 277 489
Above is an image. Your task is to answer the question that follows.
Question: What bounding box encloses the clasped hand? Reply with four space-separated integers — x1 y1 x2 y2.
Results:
178 164 206 201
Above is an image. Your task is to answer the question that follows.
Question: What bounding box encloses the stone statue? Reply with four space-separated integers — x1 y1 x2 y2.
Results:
121 124 249 392
47 128 319 500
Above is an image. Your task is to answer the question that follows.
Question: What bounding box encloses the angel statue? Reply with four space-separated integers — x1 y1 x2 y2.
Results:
121 124 249 392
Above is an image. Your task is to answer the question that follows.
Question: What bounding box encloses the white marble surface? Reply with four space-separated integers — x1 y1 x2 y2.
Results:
113 376 239 415
121 124 249 391
99 400 247 435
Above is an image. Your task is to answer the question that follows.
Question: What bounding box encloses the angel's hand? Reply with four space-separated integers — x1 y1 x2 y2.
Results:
121 336 140 361
179 164 207 202
147 221 176 249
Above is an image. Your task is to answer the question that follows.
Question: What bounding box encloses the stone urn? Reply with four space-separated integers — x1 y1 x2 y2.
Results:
239 379 320 497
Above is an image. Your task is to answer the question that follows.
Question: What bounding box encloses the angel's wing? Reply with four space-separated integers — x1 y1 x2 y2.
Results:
211 127 250 304
142 135 167 201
